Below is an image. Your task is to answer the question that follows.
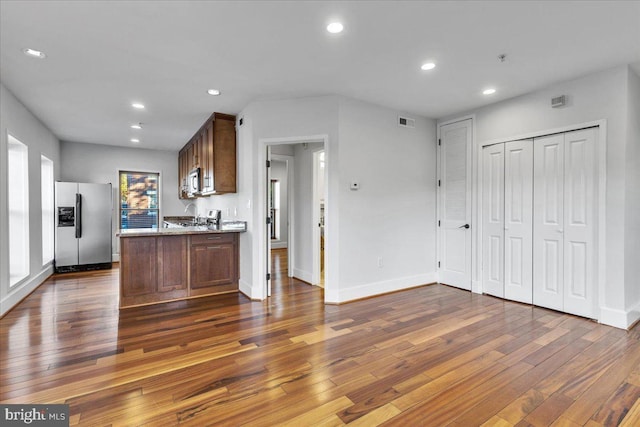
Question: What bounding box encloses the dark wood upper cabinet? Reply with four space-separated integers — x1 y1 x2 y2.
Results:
178 112 236 199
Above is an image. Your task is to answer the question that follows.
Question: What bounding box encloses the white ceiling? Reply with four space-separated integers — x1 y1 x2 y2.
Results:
1 1 639 151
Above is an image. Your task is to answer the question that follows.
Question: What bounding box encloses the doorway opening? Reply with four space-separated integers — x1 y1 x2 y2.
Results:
262 137 328 301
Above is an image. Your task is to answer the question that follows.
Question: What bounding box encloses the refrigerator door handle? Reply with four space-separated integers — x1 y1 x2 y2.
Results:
75 193 82 239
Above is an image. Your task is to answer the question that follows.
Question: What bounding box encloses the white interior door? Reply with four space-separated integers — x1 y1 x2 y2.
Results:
482 144 504 297
504 139 533 304
533 134 565 311
439 119 472 290
562 128 596 318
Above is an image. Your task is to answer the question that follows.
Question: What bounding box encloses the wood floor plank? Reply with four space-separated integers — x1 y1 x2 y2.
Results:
2 256 639 426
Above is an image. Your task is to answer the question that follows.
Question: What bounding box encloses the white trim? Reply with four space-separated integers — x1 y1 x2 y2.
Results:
479 119 607 147
271 241 288 249
599 302 640 330
1 265 53 317
325 273 437 304
293 267 313 284
239 278 254 300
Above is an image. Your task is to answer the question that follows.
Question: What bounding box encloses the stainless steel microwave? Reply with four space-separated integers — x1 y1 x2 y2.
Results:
188 168 200 196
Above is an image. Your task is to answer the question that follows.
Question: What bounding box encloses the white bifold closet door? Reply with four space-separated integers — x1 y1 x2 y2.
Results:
482 144 505 297
533 128 596 318
504 140 533 303
482 140 533 302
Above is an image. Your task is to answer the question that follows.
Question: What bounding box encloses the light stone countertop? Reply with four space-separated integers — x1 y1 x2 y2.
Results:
117 223 246 238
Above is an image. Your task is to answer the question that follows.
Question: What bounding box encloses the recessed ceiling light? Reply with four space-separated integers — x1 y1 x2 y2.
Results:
421 62 436 71
207 89 221 96
483 88 496 95
131 102 145 109
130 138 140 143
23 48 46 59
130 123 142 129
326 22 344 34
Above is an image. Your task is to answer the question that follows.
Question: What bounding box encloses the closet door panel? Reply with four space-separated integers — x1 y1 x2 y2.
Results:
563 128 596 318
504 139 533 303
533 134 564 311
482 144 505 298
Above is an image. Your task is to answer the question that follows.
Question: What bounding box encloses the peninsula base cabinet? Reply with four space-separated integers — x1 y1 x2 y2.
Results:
120 233 239 308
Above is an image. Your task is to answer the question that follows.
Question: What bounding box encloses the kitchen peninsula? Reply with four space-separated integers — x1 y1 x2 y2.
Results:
118 225 244 308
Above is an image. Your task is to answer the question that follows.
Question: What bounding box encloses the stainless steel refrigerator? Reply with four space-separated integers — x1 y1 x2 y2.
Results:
55 182 112 273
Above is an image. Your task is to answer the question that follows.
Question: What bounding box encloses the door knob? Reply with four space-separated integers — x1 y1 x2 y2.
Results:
459 224 470 229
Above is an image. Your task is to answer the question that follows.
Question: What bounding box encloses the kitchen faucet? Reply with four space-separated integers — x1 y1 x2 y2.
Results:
184 202 197 222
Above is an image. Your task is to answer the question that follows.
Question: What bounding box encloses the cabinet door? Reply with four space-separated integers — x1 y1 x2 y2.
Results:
190 241 238 296
482 143 505 298
504 139 533 304
202 122 214 193
533 134 564 311
157 235 188 294
178 149 187 199
120 237 157 297
212 115 237 193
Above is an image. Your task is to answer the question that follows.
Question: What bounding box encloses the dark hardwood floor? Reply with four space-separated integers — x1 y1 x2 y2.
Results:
2 252 640 426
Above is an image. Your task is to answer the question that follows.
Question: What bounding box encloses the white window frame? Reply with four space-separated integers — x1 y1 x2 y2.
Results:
8 134 30 287
41 154 54 266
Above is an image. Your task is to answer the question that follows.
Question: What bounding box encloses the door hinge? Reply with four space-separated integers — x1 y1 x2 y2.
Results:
266 273 271 281
438 138 441 146
266 216 272 224
438 180 441 187
266 160 271 168
438 220 441 227
438 261 441 268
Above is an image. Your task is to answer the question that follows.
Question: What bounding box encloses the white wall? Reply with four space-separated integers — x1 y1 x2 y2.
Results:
1 83 60 316
440 65 637 328
236 95 340 300
335 98 437 301
625 68 640 313
60 141 184 259
235 95 437 302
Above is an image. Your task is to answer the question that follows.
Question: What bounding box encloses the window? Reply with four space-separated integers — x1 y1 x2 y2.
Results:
8 135 29 286
41 155 54 265
119 171 159 229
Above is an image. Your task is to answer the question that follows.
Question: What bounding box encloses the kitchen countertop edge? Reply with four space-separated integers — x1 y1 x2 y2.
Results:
117 227 245 237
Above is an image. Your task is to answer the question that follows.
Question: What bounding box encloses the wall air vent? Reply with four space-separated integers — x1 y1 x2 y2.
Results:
551 95 566 108
398 116 415 128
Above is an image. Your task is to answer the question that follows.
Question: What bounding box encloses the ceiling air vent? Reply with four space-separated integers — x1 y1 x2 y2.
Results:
398 116 415 128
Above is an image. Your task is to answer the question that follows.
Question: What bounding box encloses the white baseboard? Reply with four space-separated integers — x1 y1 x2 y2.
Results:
239 279 258 300
293 268 313 284
599 303 640 330
472 280 482 294
112 253 120 262
325 272 437 304
271 241 288 249
1 265 53 317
